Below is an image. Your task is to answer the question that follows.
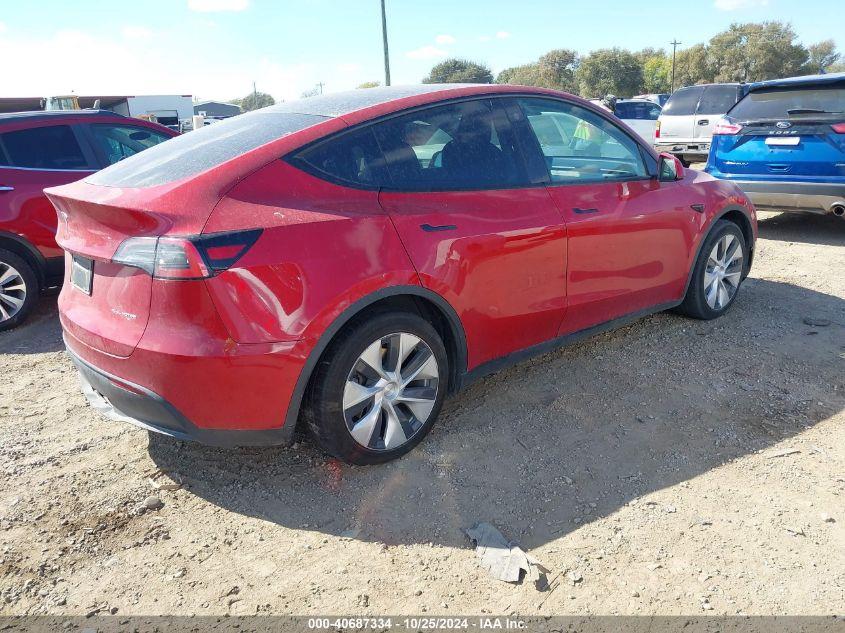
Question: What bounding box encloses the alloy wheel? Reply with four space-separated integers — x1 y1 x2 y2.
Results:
704 234 743 311
0 261 26 323
343 332 440 451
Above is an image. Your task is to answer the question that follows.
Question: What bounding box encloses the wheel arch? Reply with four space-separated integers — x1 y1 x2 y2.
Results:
0 231 47 289
683 205 755 297
282 285 468 436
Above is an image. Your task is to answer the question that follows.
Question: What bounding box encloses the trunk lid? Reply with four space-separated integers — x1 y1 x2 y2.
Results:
711 118 845 179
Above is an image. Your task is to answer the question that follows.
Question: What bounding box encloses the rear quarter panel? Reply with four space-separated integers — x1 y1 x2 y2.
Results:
202 160 420 345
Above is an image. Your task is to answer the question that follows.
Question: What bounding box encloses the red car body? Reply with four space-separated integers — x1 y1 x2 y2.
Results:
0 111 176 308
45 85 757 454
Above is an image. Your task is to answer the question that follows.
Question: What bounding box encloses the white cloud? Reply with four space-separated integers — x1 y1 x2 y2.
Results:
435 34 455 45
121 25 153 40
405 45 447 60
495 31 511 39
187 0 249 12
714 0 768 10
478 35 491 42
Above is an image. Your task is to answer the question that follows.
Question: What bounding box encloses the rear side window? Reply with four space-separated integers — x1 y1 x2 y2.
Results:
370 99 529 191
615 102 662 120
0 125 88 170
292 127 387 187
697 85 740 115
87 111 327 188
729 85 845 120
661 86 704 116
90 124 171 166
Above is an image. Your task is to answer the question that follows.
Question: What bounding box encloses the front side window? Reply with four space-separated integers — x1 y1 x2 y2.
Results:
519 98 647 184
0 124 88 170
370 99 528 191
90 124 171 165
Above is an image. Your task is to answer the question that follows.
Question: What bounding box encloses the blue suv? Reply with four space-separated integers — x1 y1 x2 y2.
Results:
705 73 845 218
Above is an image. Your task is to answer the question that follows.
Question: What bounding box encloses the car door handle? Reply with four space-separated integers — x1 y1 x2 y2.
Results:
573 207 600 214
420 223 457 232
0 185 14 192
697 119 710 126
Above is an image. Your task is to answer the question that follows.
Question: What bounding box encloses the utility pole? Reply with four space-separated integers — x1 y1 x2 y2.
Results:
316 82 325 95
381 0 391 86
253 80 257 100
669 39 681 93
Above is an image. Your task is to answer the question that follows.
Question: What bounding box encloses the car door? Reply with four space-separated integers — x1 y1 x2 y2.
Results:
374 98 568 369
516 96 698 335
0 122 98 262
694 84 740 142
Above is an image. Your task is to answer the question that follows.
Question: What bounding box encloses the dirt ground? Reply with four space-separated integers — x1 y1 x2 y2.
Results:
0 211 843 618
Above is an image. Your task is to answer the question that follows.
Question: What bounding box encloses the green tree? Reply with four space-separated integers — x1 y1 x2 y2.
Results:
807 39 840 73
673 43 714 88
423 58 493 84
235 91 275 111
576 48 643 97
357 81 381 89
497 49 579 92
708 22 808 83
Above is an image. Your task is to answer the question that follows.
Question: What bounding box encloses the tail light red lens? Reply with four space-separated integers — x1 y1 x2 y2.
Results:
713 118 743 135
113 229 262 280
654 120 660 139
831 123 845 134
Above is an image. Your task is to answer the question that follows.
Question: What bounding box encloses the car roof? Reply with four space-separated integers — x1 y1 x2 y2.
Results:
748 72 845 92
262 84 560 119
0 109 125 124
617 98 660 104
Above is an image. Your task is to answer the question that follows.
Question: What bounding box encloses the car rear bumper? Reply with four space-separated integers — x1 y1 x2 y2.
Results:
654 142 710 160
727 180 845 215
64 323 307 446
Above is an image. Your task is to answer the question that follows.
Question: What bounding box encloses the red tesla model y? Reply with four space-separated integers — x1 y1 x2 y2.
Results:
46 85 757 464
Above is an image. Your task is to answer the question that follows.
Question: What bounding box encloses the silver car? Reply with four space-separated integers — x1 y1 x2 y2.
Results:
654 83 748 165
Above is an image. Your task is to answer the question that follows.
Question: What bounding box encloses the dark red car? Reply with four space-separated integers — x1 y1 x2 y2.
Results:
0 110 176 330
46 85 757 464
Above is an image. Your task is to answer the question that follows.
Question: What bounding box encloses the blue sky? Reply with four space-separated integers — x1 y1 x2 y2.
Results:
0 0 841 102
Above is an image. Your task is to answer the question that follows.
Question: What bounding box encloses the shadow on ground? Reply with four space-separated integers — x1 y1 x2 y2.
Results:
149 278 845 550
0 296 62 355
757 211 845 246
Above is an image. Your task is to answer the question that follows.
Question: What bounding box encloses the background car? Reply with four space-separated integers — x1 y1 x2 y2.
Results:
655 83 749 165
634 93 670 107
0 110 176 330
705 72 845 218
46 85 756 465
613 98 663 143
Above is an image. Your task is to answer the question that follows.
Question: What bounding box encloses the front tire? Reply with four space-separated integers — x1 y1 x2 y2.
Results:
0 249 38 332
303 312 448 465
676 220 747 320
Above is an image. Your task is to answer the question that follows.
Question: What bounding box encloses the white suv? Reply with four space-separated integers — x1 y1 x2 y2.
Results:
655 83 748 165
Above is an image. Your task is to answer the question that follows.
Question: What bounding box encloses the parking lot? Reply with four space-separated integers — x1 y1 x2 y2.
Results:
0 211 842 616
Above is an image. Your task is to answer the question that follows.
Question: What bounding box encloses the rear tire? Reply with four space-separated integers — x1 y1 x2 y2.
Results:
0 249 38 332
303 312 448 465
676 220 746 320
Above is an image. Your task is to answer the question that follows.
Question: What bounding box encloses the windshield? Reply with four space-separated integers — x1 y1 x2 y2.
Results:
729 85 845 120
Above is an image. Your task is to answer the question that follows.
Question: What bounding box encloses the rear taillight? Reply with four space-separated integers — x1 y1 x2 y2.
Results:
654 120 660 139
113 229 262 280
832 123 845 134
713 118 743 135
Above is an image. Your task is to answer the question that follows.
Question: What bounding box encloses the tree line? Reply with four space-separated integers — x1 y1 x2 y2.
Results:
420 21 842 98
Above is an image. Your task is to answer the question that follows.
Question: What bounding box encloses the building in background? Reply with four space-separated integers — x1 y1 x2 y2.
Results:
193 100 241 120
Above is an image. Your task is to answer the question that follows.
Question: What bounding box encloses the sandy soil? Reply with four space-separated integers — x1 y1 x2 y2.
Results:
1 211 843 617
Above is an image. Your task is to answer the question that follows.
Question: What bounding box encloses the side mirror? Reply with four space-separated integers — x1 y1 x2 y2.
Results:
658 152 684 181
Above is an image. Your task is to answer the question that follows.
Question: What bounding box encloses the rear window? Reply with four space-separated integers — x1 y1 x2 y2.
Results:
86 111 327 188
729 85 845 121
661 86 704 116
697 85 740 115
0 125 89 170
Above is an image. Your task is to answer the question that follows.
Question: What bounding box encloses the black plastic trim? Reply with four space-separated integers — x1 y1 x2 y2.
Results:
66 342 296 447
0 230 49 288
